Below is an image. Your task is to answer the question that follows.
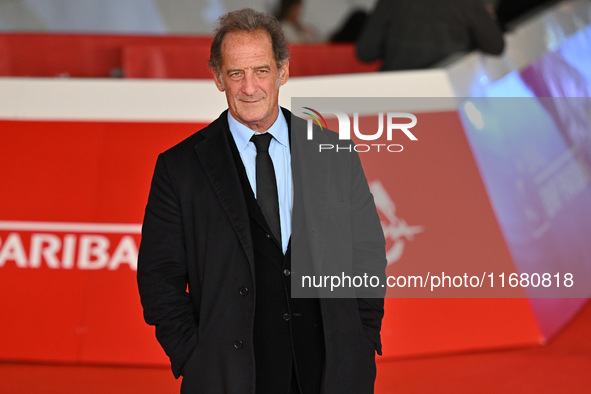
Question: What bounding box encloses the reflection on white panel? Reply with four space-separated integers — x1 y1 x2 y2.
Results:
448 0 591 97
559 27 591 91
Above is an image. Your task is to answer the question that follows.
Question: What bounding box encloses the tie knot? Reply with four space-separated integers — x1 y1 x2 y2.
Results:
251 133 273 153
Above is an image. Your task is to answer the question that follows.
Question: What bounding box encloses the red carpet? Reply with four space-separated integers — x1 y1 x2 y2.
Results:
1 300 589 393
375 299 591 393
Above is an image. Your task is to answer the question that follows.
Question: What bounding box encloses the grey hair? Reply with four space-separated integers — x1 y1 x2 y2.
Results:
208 8 290 75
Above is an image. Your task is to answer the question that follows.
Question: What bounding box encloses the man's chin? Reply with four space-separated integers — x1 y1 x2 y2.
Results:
236 111 267 125
231 105 278 130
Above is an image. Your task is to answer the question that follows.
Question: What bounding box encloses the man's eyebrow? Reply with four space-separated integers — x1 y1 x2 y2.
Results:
226 65 271 74
226 67 244 74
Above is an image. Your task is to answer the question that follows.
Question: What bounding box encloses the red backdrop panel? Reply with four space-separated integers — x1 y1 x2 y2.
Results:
0 120 204 364
0 34 213 78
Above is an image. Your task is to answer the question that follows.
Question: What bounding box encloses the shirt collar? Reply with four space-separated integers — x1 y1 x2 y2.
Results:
227 109 289 153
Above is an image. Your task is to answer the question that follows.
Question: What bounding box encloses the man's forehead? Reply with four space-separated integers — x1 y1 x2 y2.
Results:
221 29 273 53
219 29 276 70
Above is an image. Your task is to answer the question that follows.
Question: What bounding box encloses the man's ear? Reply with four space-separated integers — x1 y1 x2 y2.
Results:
212 71 225 92
280 60 290 86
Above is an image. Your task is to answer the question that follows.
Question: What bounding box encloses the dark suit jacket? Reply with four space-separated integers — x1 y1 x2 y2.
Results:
137 108 386 394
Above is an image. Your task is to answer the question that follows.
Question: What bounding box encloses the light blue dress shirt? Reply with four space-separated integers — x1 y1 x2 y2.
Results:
227 111 292 254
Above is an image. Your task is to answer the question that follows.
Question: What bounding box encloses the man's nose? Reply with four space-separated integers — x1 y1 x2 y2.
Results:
241 71 258 96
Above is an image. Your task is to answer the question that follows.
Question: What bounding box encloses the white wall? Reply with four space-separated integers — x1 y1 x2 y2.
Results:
0 0 377 38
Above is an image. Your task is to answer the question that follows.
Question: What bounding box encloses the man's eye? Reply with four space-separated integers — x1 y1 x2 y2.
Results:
229 72 242 79
256 69 269 75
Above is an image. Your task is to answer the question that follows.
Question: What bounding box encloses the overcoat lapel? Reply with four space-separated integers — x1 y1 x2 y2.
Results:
193 113 255 273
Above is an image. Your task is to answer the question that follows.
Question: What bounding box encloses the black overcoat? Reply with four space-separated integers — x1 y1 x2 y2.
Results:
137 108 386 394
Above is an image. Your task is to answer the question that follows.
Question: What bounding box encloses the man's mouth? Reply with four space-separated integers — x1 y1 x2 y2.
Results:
240 96 264 104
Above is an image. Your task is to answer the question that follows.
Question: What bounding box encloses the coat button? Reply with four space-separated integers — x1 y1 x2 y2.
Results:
239 286 249 296
233 340 243 349
265 233 271 239
282 313 290 321
283 269 291 277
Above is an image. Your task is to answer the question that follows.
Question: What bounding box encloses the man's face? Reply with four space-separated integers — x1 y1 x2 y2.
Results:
213 29 289 133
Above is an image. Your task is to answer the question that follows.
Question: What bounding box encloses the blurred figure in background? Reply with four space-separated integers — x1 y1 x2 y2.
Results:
276 0 319 43
329 8 368 43
496 0 556 30
356 0 505 71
